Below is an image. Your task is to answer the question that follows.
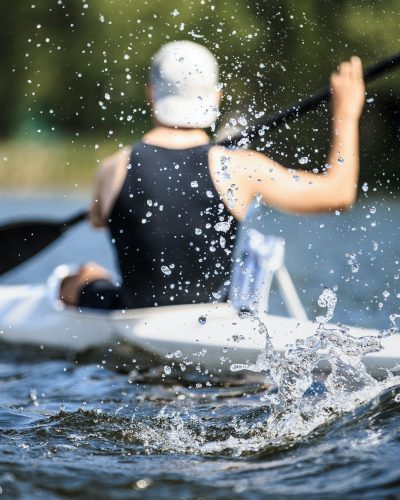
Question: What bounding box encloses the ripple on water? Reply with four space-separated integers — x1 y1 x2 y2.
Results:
1 285 400 497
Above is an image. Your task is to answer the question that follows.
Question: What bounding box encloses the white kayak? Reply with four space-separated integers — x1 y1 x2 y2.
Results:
0 265 399 379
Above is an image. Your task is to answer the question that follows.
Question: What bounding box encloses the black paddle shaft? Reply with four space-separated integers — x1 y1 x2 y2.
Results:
218 52 400 147
0 210 88 275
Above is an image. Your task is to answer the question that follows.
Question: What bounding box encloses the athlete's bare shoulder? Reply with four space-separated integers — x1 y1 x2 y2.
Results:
90 147 131 227
208 145 276 220
97 147 131 180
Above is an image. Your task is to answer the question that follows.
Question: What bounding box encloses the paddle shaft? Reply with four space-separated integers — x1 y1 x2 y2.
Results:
218 52 400 146
63 210 89 230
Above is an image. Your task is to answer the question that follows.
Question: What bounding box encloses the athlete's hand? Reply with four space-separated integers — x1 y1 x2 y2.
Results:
330 56 365 121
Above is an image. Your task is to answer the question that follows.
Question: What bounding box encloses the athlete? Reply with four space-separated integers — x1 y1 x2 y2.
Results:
60 40 365 309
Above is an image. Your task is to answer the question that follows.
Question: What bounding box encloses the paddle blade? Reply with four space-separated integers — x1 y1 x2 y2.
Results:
0 211 88 275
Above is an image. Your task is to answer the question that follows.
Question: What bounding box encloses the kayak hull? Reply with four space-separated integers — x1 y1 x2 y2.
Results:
0 281 399 379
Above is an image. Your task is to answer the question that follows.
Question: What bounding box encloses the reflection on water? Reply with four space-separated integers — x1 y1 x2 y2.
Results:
0 191 400 498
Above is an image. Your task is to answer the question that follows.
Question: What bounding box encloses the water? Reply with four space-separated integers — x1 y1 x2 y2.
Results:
1 191 400 498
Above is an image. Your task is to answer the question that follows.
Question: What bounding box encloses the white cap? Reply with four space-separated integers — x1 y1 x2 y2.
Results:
150 40 220 129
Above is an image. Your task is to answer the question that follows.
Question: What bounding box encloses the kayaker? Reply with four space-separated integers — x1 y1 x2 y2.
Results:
60 40 365 310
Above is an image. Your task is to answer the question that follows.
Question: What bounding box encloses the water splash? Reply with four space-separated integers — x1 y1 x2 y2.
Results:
228 288 399 444
121 289 400 457
316 287 337 323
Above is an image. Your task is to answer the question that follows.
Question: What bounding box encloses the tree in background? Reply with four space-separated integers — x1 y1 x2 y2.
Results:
0 0 399 185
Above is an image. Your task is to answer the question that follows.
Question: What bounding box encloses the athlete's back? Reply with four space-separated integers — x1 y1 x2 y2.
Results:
60 40 365 309
108 142 237 307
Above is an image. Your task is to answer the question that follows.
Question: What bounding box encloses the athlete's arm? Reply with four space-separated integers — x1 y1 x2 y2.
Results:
211 56 365 218
90 147 130 228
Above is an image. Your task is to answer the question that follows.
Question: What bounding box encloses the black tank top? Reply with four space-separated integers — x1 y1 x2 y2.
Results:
108 142 238 308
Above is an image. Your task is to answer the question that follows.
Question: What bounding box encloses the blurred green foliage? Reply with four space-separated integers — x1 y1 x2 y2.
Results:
0 0 399 187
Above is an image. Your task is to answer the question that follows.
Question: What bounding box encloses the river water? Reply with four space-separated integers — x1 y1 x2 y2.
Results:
0 191 400 498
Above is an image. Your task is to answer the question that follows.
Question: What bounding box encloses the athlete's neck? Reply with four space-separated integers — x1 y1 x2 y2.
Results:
142 126 210 150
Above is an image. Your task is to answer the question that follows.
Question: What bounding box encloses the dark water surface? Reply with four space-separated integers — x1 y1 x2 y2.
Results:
0 191 400 498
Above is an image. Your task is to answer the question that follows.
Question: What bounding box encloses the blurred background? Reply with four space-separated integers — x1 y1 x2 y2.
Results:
0 0 399 190
0 0 399 325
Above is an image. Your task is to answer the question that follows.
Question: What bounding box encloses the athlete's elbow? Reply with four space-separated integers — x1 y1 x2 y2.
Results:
335 188 357 211
89 206 107 228
90 215 107 229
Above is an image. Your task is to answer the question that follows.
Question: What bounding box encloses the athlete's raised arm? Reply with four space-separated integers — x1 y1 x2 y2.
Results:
211 56 365 219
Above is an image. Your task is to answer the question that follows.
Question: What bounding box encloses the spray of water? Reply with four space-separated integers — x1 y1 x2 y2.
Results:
129 288 400 456
229 287 399 443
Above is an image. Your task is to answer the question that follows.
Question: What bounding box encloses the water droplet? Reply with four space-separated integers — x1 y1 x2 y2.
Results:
161 265 172 276
316 288 337 323
198 315 207 325
190 180 199 188
298 156 309 165
238 115 248 127
227 188 235 209
30 388 38 404
220 155 231 180
214 221 230 232
163 366 171 375
362 182 369 192
254 192 262 207
195 228 202 235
